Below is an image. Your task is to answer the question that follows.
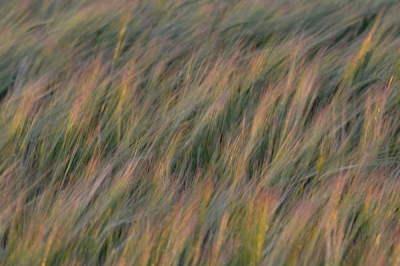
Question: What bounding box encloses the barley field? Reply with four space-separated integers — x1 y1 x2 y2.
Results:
0 0 399 265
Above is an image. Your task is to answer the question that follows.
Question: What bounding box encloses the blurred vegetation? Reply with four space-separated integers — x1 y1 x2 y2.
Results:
0 0 399 265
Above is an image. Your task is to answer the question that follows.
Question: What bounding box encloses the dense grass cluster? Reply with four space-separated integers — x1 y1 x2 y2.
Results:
0 0 399 265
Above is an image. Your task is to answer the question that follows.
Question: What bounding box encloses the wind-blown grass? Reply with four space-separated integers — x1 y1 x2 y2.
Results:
0 0 399 265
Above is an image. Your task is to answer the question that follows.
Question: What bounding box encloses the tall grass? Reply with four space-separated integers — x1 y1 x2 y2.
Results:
0 0 399 265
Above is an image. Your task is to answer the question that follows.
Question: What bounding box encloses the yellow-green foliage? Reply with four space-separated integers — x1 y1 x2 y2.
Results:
0 0 399 265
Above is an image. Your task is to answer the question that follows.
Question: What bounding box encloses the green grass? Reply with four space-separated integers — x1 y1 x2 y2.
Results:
0 0 399 265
